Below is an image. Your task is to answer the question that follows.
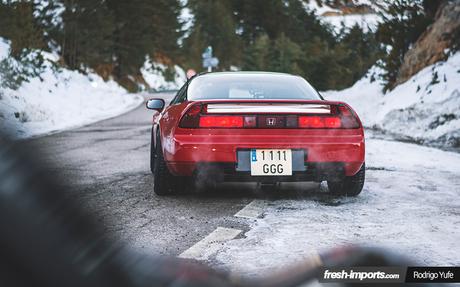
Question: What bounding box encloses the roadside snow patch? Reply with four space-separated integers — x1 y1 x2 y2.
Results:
324 53 460 149
0 38 143 139
212 136 460 277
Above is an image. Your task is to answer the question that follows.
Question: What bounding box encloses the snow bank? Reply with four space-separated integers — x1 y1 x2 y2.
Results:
141 59 186 91
0 38 143 139
324 53 460 149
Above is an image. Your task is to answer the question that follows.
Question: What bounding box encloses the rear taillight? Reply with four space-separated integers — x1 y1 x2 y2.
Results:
298 105 359 129
180 104 254 128
179 104 202 128
298 116 341 128
199 116 244 128
338 105 360 128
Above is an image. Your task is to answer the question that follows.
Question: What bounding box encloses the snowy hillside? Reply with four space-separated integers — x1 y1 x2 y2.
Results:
0 38 143 139
303 0 384 32
319 14 380 32
303 0 387 15
324 53 460 149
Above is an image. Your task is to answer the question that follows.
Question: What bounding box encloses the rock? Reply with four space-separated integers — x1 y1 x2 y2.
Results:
395 0 460 86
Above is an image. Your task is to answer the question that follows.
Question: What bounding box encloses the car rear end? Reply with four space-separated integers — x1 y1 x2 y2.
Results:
163 99 365 184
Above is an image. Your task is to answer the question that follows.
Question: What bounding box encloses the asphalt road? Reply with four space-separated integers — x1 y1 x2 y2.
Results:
28 92 460 276
29 92 318 257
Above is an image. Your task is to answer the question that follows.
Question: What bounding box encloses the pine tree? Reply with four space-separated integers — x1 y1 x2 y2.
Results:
243 34 270 71
232 0 287 43
299 37 333 90
269 33 302 75
150 0 183 61
32 0 65 51
106 0 157 78
61 0 115 70
184 0 242 70
340 24 381 84
377 0 433 91
0 1 44 57
282 0 335 46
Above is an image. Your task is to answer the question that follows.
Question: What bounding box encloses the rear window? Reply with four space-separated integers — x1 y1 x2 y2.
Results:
187 73 321 100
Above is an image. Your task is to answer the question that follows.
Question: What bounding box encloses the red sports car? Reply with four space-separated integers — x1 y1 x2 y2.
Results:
147 72 365 196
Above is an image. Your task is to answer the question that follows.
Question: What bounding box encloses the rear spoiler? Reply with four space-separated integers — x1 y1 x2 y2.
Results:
189 100 349 115
205 103 331 114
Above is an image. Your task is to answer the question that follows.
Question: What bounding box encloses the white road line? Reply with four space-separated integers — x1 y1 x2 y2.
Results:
179 200 264 260
234 199 265 219
179 227 242 260
234 199 323 269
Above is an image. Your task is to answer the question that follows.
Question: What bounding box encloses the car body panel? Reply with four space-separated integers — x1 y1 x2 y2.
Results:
150 73 365 182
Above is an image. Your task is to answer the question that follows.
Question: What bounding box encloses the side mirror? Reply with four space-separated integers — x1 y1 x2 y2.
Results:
146 98 165 112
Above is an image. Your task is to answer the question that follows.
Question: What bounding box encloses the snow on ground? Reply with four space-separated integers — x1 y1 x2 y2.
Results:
303 0 382 33
302 0 341 16
211 133 460 277
179 1 194 44
324 53 460 149
0 38 143 139
303 0 388 15
321 13 380 33
141 58 186 91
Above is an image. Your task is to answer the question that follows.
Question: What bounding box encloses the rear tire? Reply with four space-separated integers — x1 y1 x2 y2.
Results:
150 128 155 173
153 134 182 196
327 163 365 196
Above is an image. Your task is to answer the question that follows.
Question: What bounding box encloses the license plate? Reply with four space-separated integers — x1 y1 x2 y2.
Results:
250 149 292 176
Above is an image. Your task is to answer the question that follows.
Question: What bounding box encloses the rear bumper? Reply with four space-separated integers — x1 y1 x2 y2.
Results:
162 129 364 179
169 162 359 182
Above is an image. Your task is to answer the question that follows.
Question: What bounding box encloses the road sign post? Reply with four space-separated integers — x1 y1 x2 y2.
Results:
202 46 219 72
